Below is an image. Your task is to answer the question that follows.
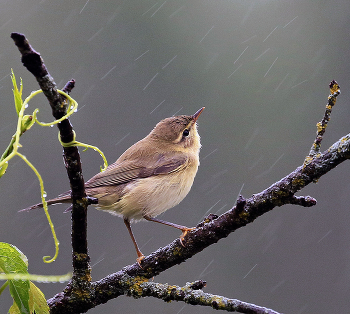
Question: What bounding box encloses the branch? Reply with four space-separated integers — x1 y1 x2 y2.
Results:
10 33 91 282
47 90 347 313
308 80 340 157
138 281 281 314
12 33 348 314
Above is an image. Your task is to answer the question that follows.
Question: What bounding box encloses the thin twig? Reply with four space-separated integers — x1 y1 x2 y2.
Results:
308 80 341 157
138 281 282 314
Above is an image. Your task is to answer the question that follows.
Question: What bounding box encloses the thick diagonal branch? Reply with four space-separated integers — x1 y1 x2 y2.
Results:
47 132 350 313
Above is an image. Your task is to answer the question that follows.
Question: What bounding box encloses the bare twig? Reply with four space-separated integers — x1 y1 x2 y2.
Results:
308 80 341 157
138 281 282 314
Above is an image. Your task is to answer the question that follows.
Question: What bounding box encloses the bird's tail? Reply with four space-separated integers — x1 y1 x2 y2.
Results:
19 191 72 212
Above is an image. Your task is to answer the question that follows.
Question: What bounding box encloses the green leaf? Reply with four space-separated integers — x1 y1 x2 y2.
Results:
28 282 49 314
11 70 23 116
8 283 50 313
0 243 30 314
9 301 21 314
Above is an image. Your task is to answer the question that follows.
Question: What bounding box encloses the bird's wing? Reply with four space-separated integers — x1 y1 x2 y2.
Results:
85 154 188 188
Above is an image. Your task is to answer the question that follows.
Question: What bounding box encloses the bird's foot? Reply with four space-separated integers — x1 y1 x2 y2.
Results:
136 253 145 268
179 227 196 246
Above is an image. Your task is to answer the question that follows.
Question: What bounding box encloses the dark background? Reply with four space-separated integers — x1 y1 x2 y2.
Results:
1 1 350 313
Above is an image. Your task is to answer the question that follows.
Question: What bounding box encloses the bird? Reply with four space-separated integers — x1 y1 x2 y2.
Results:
22 107 204 264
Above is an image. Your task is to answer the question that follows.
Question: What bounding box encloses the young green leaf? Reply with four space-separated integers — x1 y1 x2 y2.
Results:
9 282 50 314
11 70 23 116
28 282 49 314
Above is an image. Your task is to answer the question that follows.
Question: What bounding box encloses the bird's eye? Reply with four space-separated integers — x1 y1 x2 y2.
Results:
182 129 190 137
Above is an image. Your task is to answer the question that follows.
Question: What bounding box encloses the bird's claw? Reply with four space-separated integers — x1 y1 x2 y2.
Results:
136 254 145 267
179 227 195 246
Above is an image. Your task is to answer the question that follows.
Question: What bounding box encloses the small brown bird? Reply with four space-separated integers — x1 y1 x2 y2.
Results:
22 107 204 263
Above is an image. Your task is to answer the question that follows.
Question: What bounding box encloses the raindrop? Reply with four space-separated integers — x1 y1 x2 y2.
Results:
151 1 167 18
134 50 149 61
263 26 278 42
24 104 28 108
228 64 243 79
169 5 185 18
283 16 298 28
317 230 332 243
115 133 130 146
274 73 289 92
88 27 104 42
254 48 271 62
142 2 159 16
198 199 221 223
291 79 308 89
202 148 218 160
150 99 165 114
244 128 260 150
199 25 214 43
79 0 90 14
243 264 257 279
270 280 286 293
143 73 159 90
264 57 278 77
241 34 257 44
234 46 249 64
101 65 117 80
91 253 106 268
172 107 183 116
198 259 214 278
162 55 177 69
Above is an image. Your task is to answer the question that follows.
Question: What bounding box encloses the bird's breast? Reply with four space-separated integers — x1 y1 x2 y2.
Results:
96 156 199 221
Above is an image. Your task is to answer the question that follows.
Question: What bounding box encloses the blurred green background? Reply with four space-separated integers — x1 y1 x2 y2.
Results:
1 1 350 313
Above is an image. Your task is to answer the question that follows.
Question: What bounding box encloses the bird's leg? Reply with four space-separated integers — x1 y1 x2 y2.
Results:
123 218 144 265
143 215 195 246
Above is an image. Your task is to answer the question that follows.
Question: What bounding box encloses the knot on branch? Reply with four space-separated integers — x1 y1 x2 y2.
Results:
231 194 247 219
87 196 98 205
211 300 219 310
62 79 76 94
189 280 207 290
196 213 218 228
289 195 317 207
235 194 246 212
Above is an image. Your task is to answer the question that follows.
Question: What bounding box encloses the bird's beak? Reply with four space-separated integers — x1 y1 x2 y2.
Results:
192 107 205 122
